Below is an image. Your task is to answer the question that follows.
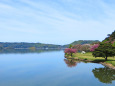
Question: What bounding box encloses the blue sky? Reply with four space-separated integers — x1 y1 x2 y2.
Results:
0 0 115 45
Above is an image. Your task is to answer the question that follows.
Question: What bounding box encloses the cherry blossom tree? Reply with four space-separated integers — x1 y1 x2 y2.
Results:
90 44 99 52
64 48 77 56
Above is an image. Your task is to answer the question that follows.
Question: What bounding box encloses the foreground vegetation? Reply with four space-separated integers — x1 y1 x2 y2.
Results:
72 52 115 66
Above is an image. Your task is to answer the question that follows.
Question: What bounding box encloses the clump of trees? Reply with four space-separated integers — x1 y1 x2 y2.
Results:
80 44 91 51
72 44 81 51
72 44 91 52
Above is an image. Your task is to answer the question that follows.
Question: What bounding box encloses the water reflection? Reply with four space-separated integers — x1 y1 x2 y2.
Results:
64 59 80 68
64 58 115 84
0 49 62 54
0 50 115 86
92 67 115 84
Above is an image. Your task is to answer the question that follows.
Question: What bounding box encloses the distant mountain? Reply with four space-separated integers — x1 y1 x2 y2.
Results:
0 42 65 49
70 40 100 45
64 40 100 48
0 40 100 49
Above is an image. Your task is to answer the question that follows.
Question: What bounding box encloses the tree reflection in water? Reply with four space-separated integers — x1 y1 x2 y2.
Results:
92 67 115 84
64 59 80 68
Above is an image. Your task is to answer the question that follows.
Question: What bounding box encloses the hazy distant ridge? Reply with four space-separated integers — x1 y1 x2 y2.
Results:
0 40 99 49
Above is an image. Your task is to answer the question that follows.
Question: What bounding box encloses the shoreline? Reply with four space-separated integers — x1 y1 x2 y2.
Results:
100 62 115 70
65 56 115 70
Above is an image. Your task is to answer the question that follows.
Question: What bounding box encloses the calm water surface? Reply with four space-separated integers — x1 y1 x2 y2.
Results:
0 50 115 86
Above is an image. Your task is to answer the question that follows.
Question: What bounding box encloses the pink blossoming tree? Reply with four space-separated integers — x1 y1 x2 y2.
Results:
90 44 99 52
64 48 77 56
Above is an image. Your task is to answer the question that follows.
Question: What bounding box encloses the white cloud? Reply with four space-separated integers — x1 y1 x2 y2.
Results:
0 0 115 44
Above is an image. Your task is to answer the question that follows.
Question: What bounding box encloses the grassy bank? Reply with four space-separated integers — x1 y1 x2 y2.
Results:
71 52 115 66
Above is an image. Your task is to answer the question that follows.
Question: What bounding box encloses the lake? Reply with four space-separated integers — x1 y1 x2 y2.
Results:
0 49 115 86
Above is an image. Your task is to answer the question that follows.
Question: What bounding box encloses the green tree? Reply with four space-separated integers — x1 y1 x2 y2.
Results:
92 42 115 61
69 44 73 48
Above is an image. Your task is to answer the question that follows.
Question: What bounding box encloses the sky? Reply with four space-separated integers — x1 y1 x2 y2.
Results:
0 0 115 45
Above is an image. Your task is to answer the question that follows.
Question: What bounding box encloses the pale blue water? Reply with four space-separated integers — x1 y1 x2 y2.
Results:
0 50 115 86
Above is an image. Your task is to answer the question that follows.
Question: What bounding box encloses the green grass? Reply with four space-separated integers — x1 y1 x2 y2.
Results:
72 52 115 66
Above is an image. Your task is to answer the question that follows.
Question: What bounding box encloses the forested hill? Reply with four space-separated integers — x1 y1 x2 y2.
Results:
0 40 100 49
103 31 115 42
0 42 65 49
70 40 100 45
